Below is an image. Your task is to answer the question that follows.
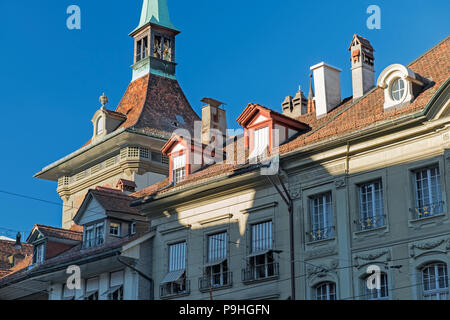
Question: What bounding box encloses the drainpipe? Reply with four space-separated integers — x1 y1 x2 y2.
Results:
116 253 154 300
265 173 296 300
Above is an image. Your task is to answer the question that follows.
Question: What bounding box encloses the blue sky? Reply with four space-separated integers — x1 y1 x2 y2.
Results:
0 0 448 236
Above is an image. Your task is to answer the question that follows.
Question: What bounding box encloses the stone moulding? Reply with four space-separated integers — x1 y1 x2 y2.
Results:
409 237 450 258
240 202 278 215
353 249 391 268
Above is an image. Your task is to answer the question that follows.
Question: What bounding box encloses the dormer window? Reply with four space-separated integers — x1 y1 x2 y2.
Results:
173 155 186 184
110 222 121 237
96 116 104 135
390 78 406 102
34 243 45 265
250 126 269 159
377 64 425 110
84 222 105 249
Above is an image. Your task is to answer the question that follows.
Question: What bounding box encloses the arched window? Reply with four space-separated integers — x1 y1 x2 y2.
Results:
422 262 449 300
363 272 389 300
390 78 406 102
314 282 336 300
96 116 104 135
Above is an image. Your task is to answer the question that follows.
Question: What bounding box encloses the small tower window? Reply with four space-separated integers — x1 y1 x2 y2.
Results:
96 116 104 135
136 37 148 62
390 78 406 102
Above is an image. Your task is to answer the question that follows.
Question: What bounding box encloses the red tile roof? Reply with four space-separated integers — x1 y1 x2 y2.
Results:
0 240 33 276
32 225 83 242
132 36 450 200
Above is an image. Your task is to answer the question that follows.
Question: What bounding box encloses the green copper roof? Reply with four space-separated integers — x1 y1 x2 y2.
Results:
132 0 180 33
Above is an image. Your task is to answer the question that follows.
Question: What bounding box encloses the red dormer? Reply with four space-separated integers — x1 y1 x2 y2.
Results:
237 103 309 159
162 134 204 185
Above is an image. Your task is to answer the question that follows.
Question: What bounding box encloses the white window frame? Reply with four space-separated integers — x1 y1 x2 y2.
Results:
390 78 406 102
173 155 186 184
422 263 449 300
34 243 45 264
315 282 336 300
359 180 385 230
205 232 229 288
250 126 269 159
414 166 443 219
310 193 334 241
84 222 105 248
109 222 121 237
364 273 389 300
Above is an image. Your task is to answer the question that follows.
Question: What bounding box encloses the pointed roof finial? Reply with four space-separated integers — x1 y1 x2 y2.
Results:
100 93 108 109
133 0 179 33
308 74 314 99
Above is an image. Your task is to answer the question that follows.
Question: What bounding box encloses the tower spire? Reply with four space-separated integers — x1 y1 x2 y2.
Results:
134 0 179 33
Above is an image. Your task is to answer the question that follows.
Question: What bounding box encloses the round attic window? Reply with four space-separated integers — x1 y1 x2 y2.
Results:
390 78 406 102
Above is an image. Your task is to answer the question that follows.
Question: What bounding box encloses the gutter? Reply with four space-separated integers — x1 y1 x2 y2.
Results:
0 248 121 290
35 127 170 178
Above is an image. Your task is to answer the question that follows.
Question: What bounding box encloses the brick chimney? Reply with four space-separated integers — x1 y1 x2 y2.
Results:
201 98 227 146
310 62 342 118
349 34 375 99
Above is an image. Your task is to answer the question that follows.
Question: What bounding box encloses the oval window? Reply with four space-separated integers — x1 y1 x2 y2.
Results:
390 78 406 102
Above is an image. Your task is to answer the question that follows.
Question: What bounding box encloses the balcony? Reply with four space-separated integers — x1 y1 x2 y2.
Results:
242 262 279 283
199 272 233 292
414 201 444 220
160 280 190 299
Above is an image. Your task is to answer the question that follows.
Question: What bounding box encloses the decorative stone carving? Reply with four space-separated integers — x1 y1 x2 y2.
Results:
409 237 449 258
306 259 339 279
306 246 337 259
354 249 391 268
334 178 346 189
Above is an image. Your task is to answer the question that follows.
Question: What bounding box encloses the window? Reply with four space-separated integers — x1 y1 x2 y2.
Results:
364 273 389 300
110 222 120 237
84 223 104 248
243 221 278 282
200 232 230 290
109 286 123 300
173 155 186 184
34 243 45 264
422 263 449 300
414 166 443 219
83 278 99 300
160 242 188 297
359 180 385 230
105 271 124 300
315 282 336 300
131 221 136 235
136 37 148 62
96 117 104 135
250 127 269 159
390 78 406 102
310 193 334 241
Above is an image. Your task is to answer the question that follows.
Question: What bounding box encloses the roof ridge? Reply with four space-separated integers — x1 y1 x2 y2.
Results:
35 224 82 234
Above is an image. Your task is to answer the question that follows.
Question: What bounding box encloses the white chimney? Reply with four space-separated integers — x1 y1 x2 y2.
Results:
310 62 342 118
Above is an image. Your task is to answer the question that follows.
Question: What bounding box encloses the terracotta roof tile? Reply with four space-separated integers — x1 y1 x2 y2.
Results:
33 225 83 242
134 36 450 200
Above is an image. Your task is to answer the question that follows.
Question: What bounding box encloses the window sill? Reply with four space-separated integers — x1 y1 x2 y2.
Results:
409 213 446 224
199 284 233 293
242 275 279 286
160 292 191 300
354 225 388 236
306 237 336 246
